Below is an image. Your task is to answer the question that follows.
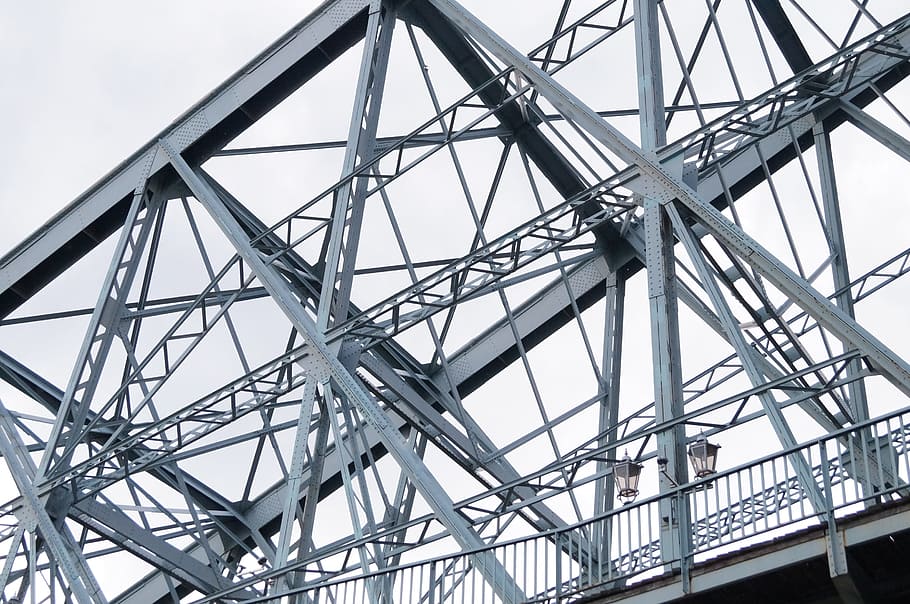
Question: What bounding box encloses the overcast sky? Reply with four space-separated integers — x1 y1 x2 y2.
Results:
2 2 910 598
4 0 910 483
0 1 559 251
0 2 324 254
3 0 910 488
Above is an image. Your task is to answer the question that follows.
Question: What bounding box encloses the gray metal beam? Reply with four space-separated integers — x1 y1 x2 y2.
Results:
37 158 160 481
665 202 827 512
593 271 625 561
840 100 910 163
163 139 526 602
70 499 251 599
427 0 910 403
0 0 371 318
814 120 871 427
276 1 396 586
0 401 106 604
318 0 396 332
271 380 318 582
753 0 814 73
633 0 689 568
211 103 746 157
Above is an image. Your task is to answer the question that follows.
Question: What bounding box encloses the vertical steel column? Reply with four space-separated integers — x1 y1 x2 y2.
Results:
426 0 910 402
593 272 625 566
162 142 526 603
322 381 381 603
814 122 870 424
275 4 395 590
379 429 425 568
0 402 106 604
318 0 396 331
813 121 883 503
634 0 690 568
288 399 332 604
271 377 319 587
37 151 159 480
665 203 827 512
310 8 400 587
0 526 25 595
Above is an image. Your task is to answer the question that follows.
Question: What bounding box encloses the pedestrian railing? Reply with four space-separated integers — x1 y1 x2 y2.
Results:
264 405 910 603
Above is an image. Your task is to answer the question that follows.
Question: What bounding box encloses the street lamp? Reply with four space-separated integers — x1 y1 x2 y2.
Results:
614 451 643 504
688 432 720 478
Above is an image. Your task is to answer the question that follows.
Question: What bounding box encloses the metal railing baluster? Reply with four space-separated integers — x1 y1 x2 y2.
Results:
282 409 910 603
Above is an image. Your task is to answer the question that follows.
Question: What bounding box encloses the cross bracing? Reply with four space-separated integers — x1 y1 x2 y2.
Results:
2 1 910 602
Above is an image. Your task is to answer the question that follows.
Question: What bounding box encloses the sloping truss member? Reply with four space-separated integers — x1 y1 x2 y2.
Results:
1 1 910 603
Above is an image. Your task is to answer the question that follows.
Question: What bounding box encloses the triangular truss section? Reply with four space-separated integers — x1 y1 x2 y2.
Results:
3 1 910 602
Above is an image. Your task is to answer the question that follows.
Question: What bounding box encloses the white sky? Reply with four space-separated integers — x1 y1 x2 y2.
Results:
2 0 909 513
0 2 322 253
2 1 910 600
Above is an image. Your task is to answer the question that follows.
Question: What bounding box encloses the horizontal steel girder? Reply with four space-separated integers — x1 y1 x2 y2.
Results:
2 3 910 602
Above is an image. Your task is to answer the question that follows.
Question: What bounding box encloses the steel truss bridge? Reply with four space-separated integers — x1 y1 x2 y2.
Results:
2 1 910 602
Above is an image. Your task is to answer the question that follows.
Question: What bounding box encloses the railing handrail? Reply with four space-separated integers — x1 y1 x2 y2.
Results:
224 401 910 602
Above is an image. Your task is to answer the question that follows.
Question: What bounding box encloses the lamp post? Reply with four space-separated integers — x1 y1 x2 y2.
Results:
614 451 643 504
688 432 720 478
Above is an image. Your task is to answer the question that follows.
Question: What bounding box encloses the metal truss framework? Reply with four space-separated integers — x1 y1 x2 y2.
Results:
2 1 910 602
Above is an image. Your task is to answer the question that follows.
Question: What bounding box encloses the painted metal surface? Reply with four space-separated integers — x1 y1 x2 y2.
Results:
2 1 910 602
